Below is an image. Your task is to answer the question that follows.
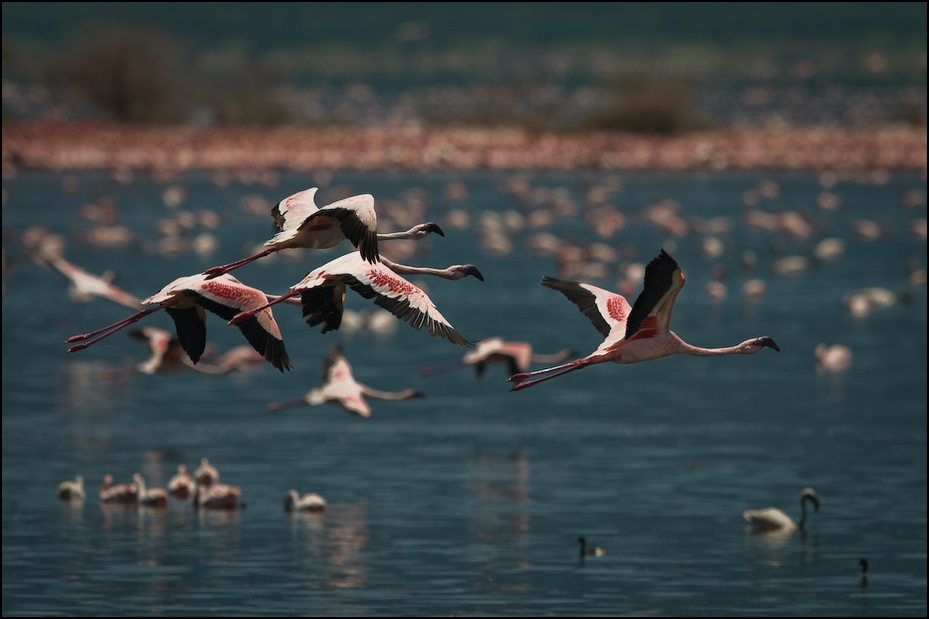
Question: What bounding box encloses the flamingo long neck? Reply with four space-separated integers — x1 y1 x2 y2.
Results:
380 258 459 280
798 494 813 530
675 337 755 357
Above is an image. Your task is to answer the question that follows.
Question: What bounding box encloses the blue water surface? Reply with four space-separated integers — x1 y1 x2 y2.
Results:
3 169 926 616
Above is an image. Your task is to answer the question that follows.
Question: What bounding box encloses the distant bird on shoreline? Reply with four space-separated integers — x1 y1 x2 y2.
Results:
509 250 779 391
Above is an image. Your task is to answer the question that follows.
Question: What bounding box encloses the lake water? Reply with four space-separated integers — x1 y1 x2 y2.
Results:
2 168 926 616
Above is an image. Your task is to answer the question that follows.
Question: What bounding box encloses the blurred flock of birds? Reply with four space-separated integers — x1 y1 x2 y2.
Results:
1 158 924 586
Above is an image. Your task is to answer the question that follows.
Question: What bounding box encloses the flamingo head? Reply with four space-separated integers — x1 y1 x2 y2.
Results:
455 265 484 281
753 336 780 352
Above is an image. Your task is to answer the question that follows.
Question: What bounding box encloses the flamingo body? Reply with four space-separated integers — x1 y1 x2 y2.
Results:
743 487 820 532
134 473 169 508
193 458 220 486
203 188 379 277
67 273 292 372
285 489 327 512
167 464 197 499
58 475 85 501
99 474 138 503
267 346 423 418
508 250 779 390
48 256 143 310
421 337 573 378
230 252 479 347
194 482 242 510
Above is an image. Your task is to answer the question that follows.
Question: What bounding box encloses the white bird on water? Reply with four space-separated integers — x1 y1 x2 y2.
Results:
743 487 820 533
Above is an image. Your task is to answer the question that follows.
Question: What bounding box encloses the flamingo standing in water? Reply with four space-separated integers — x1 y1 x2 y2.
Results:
229 251 482 347
203 187 446 277
743 487 820 533
420 337 574 378
267 346 423 418
284 489 327 512
66 273 292 372
508 250 779 391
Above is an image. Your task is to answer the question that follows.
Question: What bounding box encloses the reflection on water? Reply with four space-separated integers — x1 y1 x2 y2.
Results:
3 170 926 616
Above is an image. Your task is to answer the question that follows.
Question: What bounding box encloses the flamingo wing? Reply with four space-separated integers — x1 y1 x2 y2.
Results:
300 194 379 263
165 305 208 363
340 262 469 347
625 249 685 338
272 187 320 231
192 277 292 372
541 277 631 339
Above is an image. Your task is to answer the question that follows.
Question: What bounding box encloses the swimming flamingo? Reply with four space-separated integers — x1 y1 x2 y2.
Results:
420 337 574 378
66 273 292 372
267 346 423 418
193 458 220 486
133 473 169 508
284 489 327 512
58 475 85 501
742 487 820 533
202 187 446 278
194 482 243 510
508 250 779 391
167 464 197 499
229 251 481 347
99 474 138 503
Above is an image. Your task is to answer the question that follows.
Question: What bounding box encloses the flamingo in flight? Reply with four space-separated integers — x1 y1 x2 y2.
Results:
46 255 143 310
66 273 292 372
743 487 820 533
203 187 445 278
229 251 482 347
420 337 574 378
508 250 779 391
267 346 423 418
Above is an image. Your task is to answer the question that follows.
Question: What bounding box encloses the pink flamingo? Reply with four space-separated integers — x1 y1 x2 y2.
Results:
194 482 243 510
202 187 445 278
99 474 138 503
743 487 820 533
66 273 292 372
284 489 327 512
58 475 86 501
508 250 779 391
267 346 422 418
420 337 574 378
46 256 143 310
193 458 220 486
167 464 197 499
133 473 169 508
229 251 481 347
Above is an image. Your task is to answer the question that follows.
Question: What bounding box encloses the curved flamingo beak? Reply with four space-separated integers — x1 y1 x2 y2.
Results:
758 337 780 351
460 265 484 281
422 222 445 237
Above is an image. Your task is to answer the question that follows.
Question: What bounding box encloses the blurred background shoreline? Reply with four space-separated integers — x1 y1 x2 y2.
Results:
2 2 926 175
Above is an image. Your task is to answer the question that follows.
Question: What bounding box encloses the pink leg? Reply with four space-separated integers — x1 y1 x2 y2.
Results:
266 399 309 412
227 289 300 326
508 358 589 391
67 307 163 351
203 248 277 279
